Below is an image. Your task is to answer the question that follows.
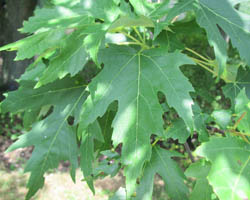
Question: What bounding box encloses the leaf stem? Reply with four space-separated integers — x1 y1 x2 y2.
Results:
120 31 143 45
185 47 211 63
120 31 150 49
152 138 160 147
184 142 195 163
116 42 143 46
190 57 216 75
143 27 146 43
233 112 246 129
133 27 144 43
191 57 215 67
229 129 250 143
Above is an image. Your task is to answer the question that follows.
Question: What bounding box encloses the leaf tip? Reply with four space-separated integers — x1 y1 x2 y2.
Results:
5 146 13 154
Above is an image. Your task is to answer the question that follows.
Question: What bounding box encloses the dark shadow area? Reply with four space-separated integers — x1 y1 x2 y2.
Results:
0 0 37 85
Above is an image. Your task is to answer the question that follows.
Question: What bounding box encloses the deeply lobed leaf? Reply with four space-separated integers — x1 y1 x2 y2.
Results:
5 77 87 199
135 147 189 200
0 0 250 199
79 45 194 196
196 137 250 200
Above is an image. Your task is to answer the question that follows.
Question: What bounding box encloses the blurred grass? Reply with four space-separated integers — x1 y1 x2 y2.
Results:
0 140 176 200
0 170 27 200
0 169 122 200
0 168 174 200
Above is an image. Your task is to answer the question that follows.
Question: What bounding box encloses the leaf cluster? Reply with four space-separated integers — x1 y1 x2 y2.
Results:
0 0 250 200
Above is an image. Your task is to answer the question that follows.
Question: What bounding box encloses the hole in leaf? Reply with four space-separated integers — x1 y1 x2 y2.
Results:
216 24 229 42
41 105 53 120
234 3 240 10
95 18 104 23
67 116 74 126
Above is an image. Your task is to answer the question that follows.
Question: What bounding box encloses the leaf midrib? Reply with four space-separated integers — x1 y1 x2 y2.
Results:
231 155 250 199
155 148 184 200
40 89 86 178
5 85 85 109
203 147 250 152
199 0 250 35
142 53 192 127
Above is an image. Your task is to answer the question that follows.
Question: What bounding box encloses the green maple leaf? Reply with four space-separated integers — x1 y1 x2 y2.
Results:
193 0 227 75
20 5 92 33
82 24 107 65
152 0 194 39
109 15 154 32
49 0 80 6
0 30 65 60
19 61 47 81
37 29 88 87
79 45 194 196
129 0 183 22
125 0 193 39
96 104 117 151
135 147 189 200
0 77 86 114
6 107 79 200
150 0 250 76
185 160 213 200
235 89 250 133
212 109 232 129
193 104 209 142
80 0 132 64
223 67 250 103
238 1 250 15
93 155 120 178
81 0 121 22
80 121 104 193
22 109 40 129
165 119 190 143
193 0 250 75
129 0 160 16
196 137 250 200
5 78 86 200
153 31 185 52
108 1 175 39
